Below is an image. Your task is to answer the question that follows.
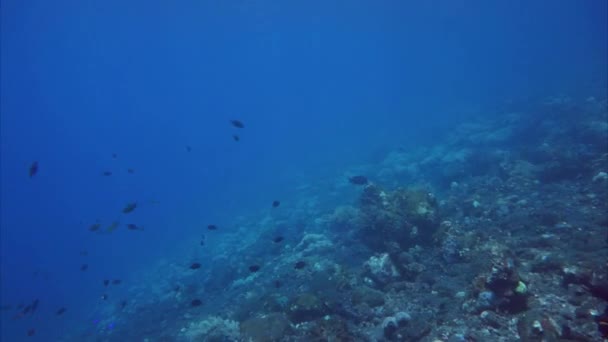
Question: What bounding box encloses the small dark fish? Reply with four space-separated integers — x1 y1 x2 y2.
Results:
207 224 218 230
127 168 134 174
126 224 143 231
191 299 202 307
273 236 284 243
89 223 101 232
173 285 181 292
80 264 88 271
29 161 38 178
272 200 280 208
294 261 306 269
27 328 35 336
232 134 240 142
30 300 39 314
112 279 121 285
56 307 66 316
348 175 368 185
101 294 108 300
230 120 244 128
106 221 120 233
274 280 282 288
122 202 137 214
103 280 109 287
186 145 192 152
22 305 32 315
112 153 118 159
120 300 127 309
200 240 205 246
189 263 201 270
102 171 112 176
249 265 261 273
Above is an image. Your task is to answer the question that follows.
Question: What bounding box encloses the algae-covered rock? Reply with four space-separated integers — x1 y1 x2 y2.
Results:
286 293 328 323
358 185 440 252
351 286 385 307
240 313 292 342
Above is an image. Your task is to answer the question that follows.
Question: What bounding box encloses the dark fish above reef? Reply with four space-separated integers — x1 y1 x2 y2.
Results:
249 265 261 273
102 171 112 176
230 120 244 128
104 280 109 287
273 236 284 243
80 264 88 271
127 168 135 174
272 200 280 208
27 328 35 336
348 175 368 185
126 224 143 231
89 223 101 232
233 135 240 142
189 263 201 270
191 299 202 307
106 221 120 233
29 161 38 178
122 202 137 214
101 294 108 300
56 307 66 316
294 261 306 269
207 224 218 230
186 145 192 152
112 153 117 159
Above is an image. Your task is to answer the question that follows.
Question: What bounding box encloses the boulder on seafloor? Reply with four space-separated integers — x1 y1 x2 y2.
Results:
358 184 440 253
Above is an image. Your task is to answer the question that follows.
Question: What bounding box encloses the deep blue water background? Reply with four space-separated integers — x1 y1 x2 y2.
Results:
1 0 606 340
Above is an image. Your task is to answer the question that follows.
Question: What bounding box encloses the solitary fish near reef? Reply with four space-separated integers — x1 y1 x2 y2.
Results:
106 221 120 233
127 168 135 174
348 175 368 185
122 202 137 214
189 263 201 270
56 307 66 316
29 161 38 178
80 264 88 271
102 171 112 176
112 153 118 159
126 224 143 231
186 145 192 152
207 224 218 231
104 280 109 287
89 223 101 232
233 135 240 142
272 200 280 208
27 328 35 336
230 120 244 128
294 261 306 269
191 299 202 307
273 236 284 243
249 265 261 273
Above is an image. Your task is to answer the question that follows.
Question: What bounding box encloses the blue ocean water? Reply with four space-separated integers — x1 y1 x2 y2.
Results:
1 1 606 341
